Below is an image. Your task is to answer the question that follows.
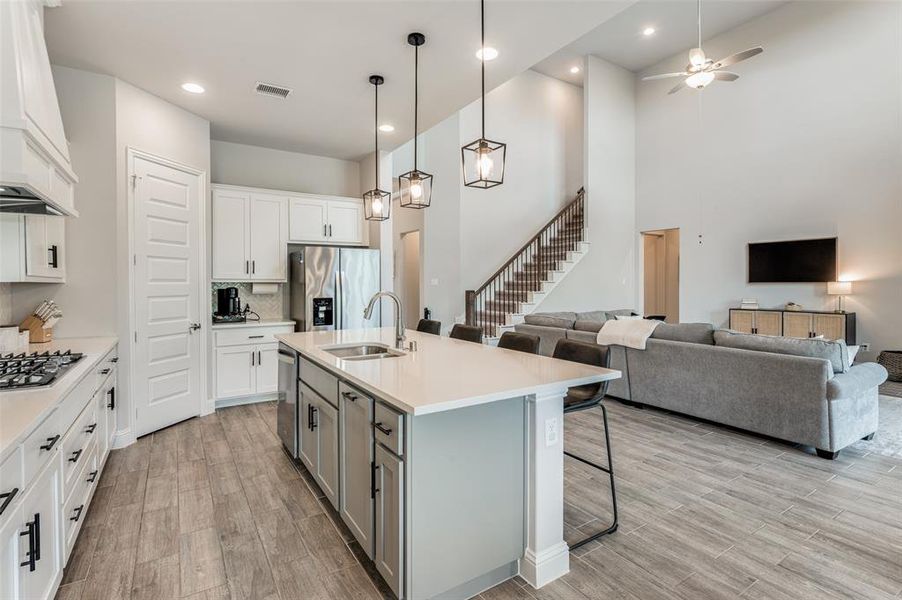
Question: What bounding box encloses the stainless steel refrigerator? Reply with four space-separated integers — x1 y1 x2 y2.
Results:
289 247 381 332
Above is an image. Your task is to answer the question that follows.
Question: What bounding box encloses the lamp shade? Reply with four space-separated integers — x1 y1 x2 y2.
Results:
827 281 852 296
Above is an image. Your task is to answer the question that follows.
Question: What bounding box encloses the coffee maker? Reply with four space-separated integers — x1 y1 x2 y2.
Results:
213 287 244 323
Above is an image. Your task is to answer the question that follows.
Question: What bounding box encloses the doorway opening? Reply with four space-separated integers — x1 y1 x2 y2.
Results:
642 228 680 323
396 230 421 329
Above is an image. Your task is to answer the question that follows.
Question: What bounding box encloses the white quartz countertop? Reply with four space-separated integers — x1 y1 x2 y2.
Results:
277 328 620 416
0 336 118 462
211 319 294 329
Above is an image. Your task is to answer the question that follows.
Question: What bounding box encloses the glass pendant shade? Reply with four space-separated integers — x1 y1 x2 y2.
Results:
363 188 391 221
462 138 506 188
399 169 433 208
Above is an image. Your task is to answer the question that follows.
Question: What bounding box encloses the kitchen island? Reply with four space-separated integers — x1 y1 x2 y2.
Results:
276 328 619 599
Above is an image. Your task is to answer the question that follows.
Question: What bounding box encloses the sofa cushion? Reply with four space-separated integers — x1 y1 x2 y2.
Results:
566 329 598 344
576 310 607 323
605 309 636 320
523 312 577 329
573 319 605 333
713 329 850 373
514 323 568 356
651 322 715 345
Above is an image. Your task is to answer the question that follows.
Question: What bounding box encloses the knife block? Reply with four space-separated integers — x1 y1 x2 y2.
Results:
19 315 52 343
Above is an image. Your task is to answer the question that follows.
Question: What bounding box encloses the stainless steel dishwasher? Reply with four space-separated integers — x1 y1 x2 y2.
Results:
276 343 298 458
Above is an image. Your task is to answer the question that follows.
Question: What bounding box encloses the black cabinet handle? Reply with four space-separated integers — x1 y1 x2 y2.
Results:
248 335 264 339
85 423 97 434
40 435 60 451
0 488 18 516
252 260 256 274
107 387 116 410
100 368 111 375
20 519 36 571
47 245 58 268
372 464 380 496
342 391 358 402
70 505 84 522
69 449 83 463
307 404 312 431
110 357 119 363
311 406 318 431
86 470 98 483
374 422 393 436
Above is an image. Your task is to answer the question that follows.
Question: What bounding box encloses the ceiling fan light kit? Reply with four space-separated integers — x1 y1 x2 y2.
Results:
399 32 434 209
461 0 506 189
363 74 391 222
643 0 763 95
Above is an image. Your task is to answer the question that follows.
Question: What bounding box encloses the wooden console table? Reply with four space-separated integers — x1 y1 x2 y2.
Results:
729 308 856 344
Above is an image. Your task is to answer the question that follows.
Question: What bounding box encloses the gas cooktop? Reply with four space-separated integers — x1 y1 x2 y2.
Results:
0 350 84 391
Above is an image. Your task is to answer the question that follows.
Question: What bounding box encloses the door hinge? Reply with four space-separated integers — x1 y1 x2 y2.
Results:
134 331 138 343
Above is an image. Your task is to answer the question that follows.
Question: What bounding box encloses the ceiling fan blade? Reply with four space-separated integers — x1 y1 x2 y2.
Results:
712 47 763 70
667 81 686 95
714 71 739 81
643 72 687 81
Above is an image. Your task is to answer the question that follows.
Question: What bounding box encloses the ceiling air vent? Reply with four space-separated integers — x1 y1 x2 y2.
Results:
255 82 292 99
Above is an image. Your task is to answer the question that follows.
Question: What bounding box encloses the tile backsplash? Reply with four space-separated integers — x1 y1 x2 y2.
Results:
0 284 12 325
211 282 287 320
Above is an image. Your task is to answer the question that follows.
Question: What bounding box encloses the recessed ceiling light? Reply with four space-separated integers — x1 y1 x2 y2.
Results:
476 46 498 61
378 124 395 133
570 66 581 74
643 27 656 36
181 82 205 94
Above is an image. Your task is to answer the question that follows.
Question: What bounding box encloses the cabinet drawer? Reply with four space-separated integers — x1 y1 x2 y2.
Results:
22 409 62 487
57 367 96 436
214 325 293 348
61 402 98 501
299 357 338 408
93 352 117 396
374 403 404 457
62 440 98 559
0 447 23 516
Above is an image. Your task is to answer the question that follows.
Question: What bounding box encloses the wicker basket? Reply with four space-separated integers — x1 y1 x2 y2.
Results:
877 350 902 382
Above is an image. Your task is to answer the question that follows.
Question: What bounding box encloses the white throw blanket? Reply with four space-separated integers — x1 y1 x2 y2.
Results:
596 318 661 350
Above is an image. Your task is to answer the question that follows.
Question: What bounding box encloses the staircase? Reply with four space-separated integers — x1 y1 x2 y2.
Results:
465 189 588 341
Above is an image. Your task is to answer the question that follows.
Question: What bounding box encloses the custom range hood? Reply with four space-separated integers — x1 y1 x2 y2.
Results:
1 0 79 217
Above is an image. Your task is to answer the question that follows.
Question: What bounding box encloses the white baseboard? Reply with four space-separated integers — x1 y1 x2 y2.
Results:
112 427 136 449
214 393 279 410
519 542 570 589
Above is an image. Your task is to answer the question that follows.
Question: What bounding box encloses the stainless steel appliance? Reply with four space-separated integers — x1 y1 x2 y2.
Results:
276 344 298 457
289 247 381 331
0 350 84 390
213 287 245 324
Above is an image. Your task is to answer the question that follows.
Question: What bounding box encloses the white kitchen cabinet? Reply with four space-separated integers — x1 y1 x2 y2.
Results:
0 0 78 216
339 383 375 558
212 324 294 403
374 443 404 598
288 195 367 245
299 385 317 473
18 458 62 600
0 503 23 599
211 187 288 282
0 214 66 282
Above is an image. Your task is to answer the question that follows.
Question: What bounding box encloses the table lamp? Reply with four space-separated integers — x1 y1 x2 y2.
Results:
827 281 852 313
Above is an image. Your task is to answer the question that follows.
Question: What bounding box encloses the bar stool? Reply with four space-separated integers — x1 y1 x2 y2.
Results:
449 324 483 344
497 332 540 354
416 319 442 335
551 339 618 548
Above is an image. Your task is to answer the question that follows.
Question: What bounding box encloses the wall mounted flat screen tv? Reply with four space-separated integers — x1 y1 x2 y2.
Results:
748 237 837 283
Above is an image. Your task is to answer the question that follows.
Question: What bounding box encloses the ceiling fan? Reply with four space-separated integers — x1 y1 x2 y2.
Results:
643 0 763 94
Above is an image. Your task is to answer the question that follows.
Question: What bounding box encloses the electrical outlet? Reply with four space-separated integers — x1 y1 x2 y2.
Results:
545 417 559 447
860 343 870 351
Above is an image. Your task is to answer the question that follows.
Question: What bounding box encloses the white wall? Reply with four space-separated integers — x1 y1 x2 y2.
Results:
635 0 902 355
10 66 118 337
541 55 637 313
211 140 359 197
358 150 395 326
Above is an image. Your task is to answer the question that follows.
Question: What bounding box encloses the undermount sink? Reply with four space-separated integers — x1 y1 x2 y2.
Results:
320 343 405 361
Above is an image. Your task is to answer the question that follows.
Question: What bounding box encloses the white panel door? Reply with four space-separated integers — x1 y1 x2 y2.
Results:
212 189 250 280
133 155 203 437
255 344 280 394
215 345 256 398
288 198 328 243
328 201 364 244
249 193 287 280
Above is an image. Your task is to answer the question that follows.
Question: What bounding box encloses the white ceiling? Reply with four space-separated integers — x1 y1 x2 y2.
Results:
532 0 786 85
44 0 634 161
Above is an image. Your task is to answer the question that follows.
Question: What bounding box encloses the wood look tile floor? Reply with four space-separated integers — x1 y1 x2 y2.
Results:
56 399 902 600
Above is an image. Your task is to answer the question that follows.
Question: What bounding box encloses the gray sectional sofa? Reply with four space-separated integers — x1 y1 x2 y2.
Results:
516 311 888 458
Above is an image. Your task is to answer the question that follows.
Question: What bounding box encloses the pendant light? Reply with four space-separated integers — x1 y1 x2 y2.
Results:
461 0 506 189
399 32 433 209
363 75 391 221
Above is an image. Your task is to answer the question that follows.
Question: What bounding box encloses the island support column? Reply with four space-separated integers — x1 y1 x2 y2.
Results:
519 389 569 588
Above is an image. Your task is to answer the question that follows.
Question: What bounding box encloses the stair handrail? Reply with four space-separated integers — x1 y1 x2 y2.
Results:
465 188 585 331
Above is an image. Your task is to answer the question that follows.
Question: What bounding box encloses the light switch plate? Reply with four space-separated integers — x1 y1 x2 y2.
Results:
545 417 559 446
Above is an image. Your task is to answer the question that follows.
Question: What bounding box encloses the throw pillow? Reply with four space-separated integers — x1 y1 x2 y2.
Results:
847 345 860 368
615 315 642 321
